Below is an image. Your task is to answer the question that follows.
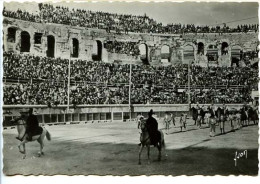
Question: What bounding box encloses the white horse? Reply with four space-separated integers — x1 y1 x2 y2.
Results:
138 119 166 165
15 119 51 159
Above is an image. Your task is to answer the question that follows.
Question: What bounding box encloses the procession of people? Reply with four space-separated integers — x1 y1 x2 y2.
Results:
138 102 258 139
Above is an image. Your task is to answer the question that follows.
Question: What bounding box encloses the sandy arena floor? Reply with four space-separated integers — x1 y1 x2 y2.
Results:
2 118 259 176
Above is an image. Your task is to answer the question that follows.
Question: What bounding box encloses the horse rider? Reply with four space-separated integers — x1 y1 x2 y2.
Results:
26 108 40 141
220 103 229 134
208 103 216 137
146 109 159 146
248 102 258 125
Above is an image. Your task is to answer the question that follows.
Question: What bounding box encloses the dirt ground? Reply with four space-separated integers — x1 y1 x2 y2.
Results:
2 118 259 176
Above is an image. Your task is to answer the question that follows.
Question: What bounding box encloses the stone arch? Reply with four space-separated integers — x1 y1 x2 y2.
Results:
139 43 149 64
47 35 55 58
183 43 195 60
197 42 205 55
231 45 242 59
206 43 218 62
161 45 170 62
20 31 31 52
92 40 102 61
7 27 16 43
221 42 229 55
72 38 79 58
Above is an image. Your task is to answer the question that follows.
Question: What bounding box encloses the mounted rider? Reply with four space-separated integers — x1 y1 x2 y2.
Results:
26 108 41 141
146 109 159 146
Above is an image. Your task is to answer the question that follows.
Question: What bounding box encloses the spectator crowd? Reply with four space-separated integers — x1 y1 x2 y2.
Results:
3 3 259 34
3 52 258 106
104 41 140 56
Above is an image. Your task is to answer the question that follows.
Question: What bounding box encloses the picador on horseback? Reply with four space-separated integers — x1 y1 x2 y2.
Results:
12 108 51 159
26 108 42 141
146 109 160 146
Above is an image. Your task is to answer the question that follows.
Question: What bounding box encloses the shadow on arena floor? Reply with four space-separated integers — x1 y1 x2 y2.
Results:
3 132 258 176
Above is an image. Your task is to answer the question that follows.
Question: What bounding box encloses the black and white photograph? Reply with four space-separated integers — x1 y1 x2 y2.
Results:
1 0 259 179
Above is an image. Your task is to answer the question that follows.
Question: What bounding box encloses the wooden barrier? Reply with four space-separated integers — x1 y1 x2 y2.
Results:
2 104 244 126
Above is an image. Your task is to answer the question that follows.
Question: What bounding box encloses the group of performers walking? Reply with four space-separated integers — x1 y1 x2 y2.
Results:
192 102 258 137
137 103 258 139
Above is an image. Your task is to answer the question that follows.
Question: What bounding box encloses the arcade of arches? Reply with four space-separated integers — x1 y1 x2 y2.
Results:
4 25 254 66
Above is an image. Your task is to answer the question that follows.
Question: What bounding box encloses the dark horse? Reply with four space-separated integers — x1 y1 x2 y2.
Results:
247 106 258 125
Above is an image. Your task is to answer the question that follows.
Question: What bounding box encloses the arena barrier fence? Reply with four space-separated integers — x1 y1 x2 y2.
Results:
2 104 244 127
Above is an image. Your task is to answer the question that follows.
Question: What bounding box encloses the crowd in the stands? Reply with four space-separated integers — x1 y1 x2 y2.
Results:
3 4 259 34
3 52 258 105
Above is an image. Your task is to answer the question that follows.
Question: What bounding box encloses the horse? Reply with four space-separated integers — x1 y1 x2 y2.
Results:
138 119 166 165
247 106 258 125
13 118 51 159
240 107 249 126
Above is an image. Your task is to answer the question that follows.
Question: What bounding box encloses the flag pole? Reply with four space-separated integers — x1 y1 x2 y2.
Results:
129 62 132 120
67 39 71 113
188 60 191 110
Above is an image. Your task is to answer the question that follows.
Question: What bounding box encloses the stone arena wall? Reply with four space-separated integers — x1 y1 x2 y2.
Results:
3 17 258 66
